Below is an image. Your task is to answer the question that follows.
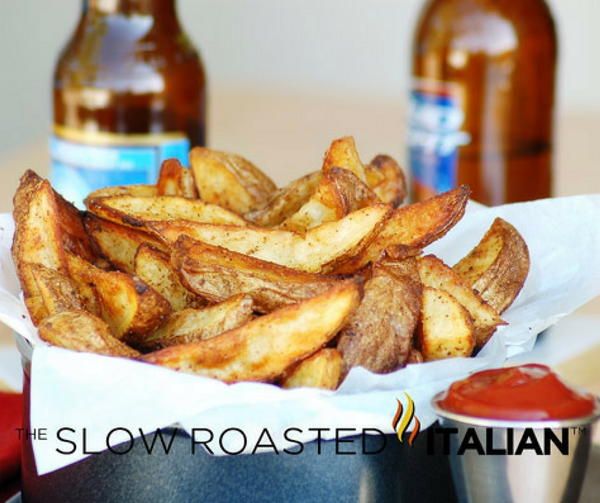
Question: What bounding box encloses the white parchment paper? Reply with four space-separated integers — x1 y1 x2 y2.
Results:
0 194 599 475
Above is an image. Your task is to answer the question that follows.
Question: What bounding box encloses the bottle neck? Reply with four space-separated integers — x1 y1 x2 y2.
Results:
84 0 176 17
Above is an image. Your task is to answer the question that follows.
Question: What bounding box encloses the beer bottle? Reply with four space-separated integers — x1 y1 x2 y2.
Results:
409 0 557 205
51 0 206 206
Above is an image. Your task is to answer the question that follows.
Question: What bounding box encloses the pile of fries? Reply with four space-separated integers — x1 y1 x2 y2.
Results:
11 136 529 389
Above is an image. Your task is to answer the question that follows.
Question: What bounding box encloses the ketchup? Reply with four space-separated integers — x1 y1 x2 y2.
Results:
437 364 597 421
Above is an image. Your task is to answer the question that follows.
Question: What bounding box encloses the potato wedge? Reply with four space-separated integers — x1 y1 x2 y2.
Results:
39 310 140 358
65 252 171 343
365 155 406 207
418 255 505 347
85 184 158 200
245 171 321 227
322 136 367 182
453 218 530 314
280 168 379 232
337 262 421 373
156 158 198 198
86 195 247 229
333 185 470 274
172 236 339 313
29 263 83 319
84 213 168 273
142 281 361 383
151 203 391 273
419 286 475 361
134 243 204 311
142 295 254 350
12 172 69 320
190 147 277 214
280 348 344 390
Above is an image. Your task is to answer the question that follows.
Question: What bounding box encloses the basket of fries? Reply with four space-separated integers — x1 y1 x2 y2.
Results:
3 137 600 502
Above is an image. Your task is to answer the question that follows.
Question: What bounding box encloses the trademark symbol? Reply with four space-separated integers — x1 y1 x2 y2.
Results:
569 426 586 435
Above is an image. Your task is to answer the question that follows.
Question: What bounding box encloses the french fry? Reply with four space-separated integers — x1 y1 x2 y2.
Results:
333 185 470 274
86 184 158 200
29 263 83 318
84 213 168 274
365 155 406 207
418 255 505 347
190 147 277 214
419 286 475 361
337 262 421 373
134 243 204 311
86 195 247 229
280 348 344 390
65 252 171 343
245 171 321 227
150 203 391 273
322 136 367 182
454 218 530 314
142 281 361 382
142 295 254 350
171 236 339 312
156 158 198 198
39 310 140 358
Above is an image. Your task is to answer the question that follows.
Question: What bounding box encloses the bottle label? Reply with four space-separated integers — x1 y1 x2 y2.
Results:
408 79 470 199
50 125 190 207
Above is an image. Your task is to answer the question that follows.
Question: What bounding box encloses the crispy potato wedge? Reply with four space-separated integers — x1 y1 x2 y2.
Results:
151 203 391 273
156 159 198 198
142 281 361 383
84 213 168 273
142 295 254 350
280 348 344 390
453 218 530 314
12 172 69 321
245 171 321 227
134 243 204 311
337 262 421 373
190 147 277 214
29 263 83 321
65 252 171 343
85 184 158 200
280 168 379 232
418 255 505 347
322 136 367 182
39 310 140 358
333 185 470 274
365 155 406 207
86 195 247 229
419 287 475 361
172 236 339 313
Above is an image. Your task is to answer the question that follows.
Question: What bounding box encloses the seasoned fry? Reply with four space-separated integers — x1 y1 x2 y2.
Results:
84 213 168 274
86 195 247 229
454 218 530 314
419 287 475 361
190 147 277 214
322 136 367 182
142 281 361 382
333 185 470 274
280 348 344 390
134 243 204 311
142 295 254 350
30 263 83 318
151 204 391 274
245 171 321 227
337 262 421 373
39 310 140 358
65 252 171 343
365 155 406 207
172 236 339 312
85 184 158 200
156 158 198 198
418 255 505 347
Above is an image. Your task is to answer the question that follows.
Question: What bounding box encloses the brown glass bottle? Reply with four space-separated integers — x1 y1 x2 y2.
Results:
51 0 206 206
409 0 557 205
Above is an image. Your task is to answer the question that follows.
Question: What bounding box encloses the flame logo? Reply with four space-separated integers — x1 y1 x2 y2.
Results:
392 392 420 447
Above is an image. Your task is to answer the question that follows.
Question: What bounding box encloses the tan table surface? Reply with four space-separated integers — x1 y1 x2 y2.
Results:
0 87 598 392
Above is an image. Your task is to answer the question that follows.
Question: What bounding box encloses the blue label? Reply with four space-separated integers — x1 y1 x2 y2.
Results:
50 133 190 207
408 83 470 199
